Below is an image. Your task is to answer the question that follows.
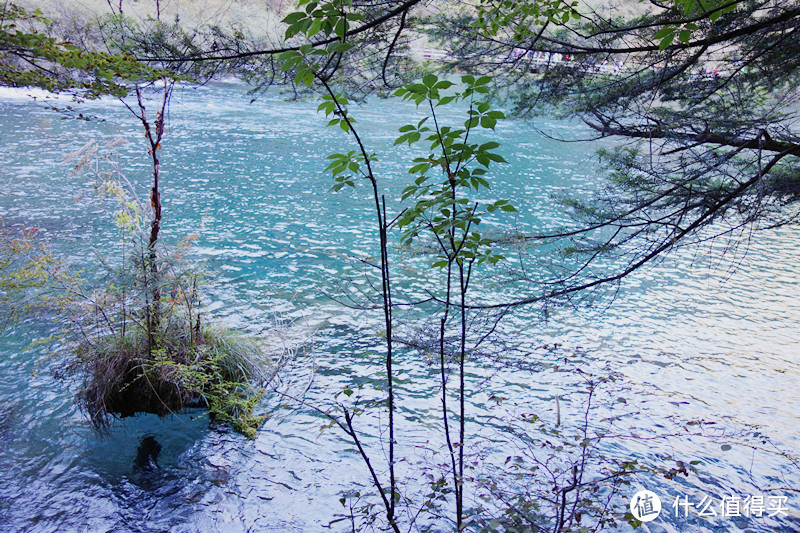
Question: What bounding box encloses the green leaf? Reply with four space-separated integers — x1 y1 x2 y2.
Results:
654 26 674 40
334 18 347 39
282 11 306 24
659 32 676 50
308 18 324 37
328 41 353 54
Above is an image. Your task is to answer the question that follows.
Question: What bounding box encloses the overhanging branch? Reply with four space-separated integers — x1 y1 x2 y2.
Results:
587 121 800 157
467 147 791 310
139 0 423 63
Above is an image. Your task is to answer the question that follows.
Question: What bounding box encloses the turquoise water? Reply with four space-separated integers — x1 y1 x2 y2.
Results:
0 82 798 532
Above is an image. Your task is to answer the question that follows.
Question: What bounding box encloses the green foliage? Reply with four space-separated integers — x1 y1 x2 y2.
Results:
283 0 364 41
0 225 77 330
474 0 582 42
145 326 267 438
458 0 800 272
275 0 425 96
315 71 529 531
0 3 166 98
0 226 52 303
318 91 358 132
67 234 269 438
76 147 270 437
392 74 511 268
651 0 740 49
278 44 329 87
317 73 515 268
277 0 361 88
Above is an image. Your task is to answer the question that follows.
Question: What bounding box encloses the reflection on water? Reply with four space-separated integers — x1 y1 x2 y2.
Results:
0 83 798 532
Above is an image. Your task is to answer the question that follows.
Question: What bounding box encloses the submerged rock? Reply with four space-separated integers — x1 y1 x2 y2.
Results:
133 435 162 472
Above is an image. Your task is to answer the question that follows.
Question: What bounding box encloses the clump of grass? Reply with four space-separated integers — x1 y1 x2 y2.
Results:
74 315 269 438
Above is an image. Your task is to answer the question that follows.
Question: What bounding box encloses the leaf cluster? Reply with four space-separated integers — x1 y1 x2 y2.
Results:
474 0 581 43
392 74 513 268
0 3 168 98
284 0 365 41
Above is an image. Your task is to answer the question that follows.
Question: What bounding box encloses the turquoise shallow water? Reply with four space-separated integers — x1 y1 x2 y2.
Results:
0 82 798 532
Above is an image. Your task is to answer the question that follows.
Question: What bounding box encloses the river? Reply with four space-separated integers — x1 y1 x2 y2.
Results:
0 82 798 532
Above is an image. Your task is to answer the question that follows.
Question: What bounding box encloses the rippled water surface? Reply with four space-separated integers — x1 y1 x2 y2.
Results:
0 83 798 532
